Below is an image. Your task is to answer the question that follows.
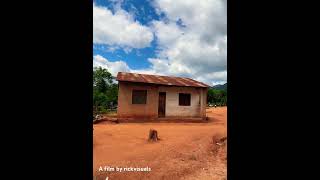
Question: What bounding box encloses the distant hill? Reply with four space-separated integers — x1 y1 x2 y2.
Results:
211 83 227 90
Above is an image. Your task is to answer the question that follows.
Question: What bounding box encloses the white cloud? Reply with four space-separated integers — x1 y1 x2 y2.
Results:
148 0 227 85
151 21 184 48
93 0 227 86
93 3 154 50
93 53 226 86
93 55 130 76
195 71 227 86
152 0 226 42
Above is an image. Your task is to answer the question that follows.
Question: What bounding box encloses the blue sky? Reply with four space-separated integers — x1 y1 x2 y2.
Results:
93 0 159 69
93 0 227 86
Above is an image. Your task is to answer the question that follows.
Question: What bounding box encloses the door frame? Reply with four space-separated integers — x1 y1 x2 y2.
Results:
158 92 166 117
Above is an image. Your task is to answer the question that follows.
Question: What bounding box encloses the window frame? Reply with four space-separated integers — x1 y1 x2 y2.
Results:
132 90 147 104
179 93 191 106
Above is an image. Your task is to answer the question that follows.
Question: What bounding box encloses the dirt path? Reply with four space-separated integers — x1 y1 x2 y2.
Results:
93 107 227 180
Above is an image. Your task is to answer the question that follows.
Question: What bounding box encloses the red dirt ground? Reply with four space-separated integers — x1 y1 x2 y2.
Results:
93 107 227 180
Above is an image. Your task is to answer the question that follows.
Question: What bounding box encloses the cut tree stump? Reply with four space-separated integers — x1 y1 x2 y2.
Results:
148 129 159 142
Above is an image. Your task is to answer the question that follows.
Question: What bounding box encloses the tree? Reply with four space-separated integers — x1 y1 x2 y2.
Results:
93 67 113 92
93 67 118 113
207 88 227 106
106 83 118 105
207 89 216 104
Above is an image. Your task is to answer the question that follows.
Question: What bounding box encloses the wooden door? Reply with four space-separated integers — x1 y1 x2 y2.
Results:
158 92 166 117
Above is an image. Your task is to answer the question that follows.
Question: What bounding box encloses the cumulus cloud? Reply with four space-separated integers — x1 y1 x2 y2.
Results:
152 0 226 42
92 53 226 86
93 0 227 86
151 21 184 48
148 0 227 85
93 55 131 76
93 3 154 50
93 55 159 79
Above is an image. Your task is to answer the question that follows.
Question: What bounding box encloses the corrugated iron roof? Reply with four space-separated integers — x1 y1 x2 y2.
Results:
116 72 209 88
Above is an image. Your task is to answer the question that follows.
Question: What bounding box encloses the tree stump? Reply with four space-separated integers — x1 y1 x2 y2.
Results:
148 129 159 142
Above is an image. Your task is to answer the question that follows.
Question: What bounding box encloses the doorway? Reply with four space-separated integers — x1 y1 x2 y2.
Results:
158 92 166 117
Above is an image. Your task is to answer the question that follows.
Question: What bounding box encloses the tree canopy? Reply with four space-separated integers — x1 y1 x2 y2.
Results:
93 67 118 114
207 88 227 106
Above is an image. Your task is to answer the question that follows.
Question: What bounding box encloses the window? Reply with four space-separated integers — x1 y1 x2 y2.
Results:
179 93 191 106
132 90 147 104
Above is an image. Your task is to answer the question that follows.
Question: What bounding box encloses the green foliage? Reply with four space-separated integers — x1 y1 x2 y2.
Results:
106 83 118 104
93 67 113 92
207 88 227 106
93 67 118 114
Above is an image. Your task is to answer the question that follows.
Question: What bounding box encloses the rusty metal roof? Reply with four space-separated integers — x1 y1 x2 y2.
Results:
116 72 209 88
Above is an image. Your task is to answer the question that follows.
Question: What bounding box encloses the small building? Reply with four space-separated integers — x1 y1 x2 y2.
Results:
116 72 209 122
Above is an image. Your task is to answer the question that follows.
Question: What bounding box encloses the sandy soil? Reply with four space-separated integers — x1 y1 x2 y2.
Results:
93 107 227 180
